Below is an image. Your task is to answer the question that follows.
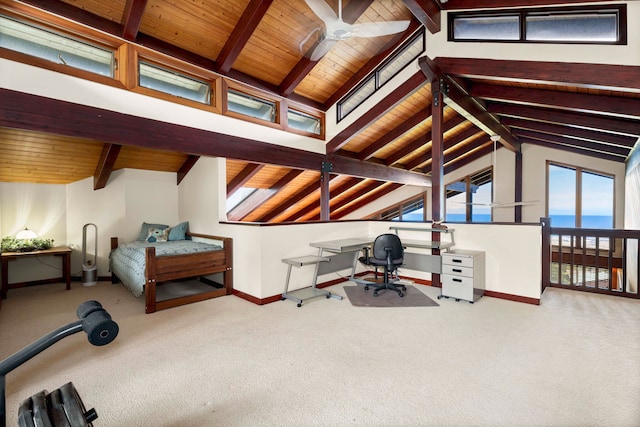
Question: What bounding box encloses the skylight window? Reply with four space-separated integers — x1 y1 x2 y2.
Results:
139 61 211 104
0 15 114 76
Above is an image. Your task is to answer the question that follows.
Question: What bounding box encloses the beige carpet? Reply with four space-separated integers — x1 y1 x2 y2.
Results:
1 281 639 426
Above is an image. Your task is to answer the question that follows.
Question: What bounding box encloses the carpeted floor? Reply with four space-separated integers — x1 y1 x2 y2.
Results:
1 281 639 426
343 284 439 307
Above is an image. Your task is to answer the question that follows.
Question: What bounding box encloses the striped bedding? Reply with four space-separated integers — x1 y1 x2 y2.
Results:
109 240 222 297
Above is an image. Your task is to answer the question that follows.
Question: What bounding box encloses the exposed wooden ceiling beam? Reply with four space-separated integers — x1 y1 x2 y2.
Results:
420 127 484 173
513 129 630 158
471 82 640 120
327 70 427 153
256 173 328 222
385 114 466 167
418 56 519 152
323 179 383 219
359 106 432 161
177 155 199 185
443 141 493 175
501 117 638 148
94 143 121 190
332 182 403 219
1 89 429 186
487 103 640 137
121 0 148 41
227 164 265 196
402 0 441 34
519 137 627 163
216 0 274 74
436 58 640 93
228 169 302 221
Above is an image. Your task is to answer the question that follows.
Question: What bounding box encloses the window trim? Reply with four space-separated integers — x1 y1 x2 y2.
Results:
448 4 627 45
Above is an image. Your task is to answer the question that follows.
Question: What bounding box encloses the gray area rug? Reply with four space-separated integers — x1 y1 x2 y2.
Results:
343 284 439 308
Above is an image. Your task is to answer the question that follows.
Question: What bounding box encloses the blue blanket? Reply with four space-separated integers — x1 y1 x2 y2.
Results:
109 240 222 297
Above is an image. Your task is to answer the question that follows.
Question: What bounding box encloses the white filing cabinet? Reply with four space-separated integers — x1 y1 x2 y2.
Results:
439 249 485 303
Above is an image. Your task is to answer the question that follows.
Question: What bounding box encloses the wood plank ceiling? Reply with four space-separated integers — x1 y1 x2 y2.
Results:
1 0 639 222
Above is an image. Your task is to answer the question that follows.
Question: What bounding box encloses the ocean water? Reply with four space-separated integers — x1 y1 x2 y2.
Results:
399 214 613 228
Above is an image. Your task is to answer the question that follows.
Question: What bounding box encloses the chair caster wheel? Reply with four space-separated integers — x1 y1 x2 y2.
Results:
326 294 331 298
297 303 302 307
364 286 369 291
455 299 460 302
399 292 404 297
373 292 379 297
437 295 443 299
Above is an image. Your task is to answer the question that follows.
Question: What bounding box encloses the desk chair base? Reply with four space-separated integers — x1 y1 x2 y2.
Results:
372 281 406 297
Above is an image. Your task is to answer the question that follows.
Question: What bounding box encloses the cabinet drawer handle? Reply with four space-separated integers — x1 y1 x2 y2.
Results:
452 268 462 273
452 259 462 263
453 278 462 283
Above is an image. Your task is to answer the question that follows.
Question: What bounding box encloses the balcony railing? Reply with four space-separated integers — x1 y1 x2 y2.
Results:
541 217 639 298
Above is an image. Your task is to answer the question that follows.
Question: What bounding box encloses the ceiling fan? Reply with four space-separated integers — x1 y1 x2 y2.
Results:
455 135 539 209
304 0 410 61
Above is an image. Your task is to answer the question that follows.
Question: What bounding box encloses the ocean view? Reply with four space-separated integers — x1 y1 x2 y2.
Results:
397 214 614 228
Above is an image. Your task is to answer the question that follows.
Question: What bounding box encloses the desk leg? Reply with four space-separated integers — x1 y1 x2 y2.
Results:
62 252 71 290
1 258 8 299
310 248 342 301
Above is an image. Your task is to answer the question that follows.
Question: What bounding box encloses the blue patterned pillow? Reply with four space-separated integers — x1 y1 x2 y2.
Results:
168 221 189 241
146 227 170 243
137 222 169 241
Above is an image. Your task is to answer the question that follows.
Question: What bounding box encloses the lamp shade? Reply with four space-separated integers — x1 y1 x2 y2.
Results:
16 228 37 240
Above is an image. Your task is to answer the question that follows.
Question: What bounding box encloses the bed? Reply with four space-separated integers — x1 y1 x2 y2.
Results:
110 227 233 313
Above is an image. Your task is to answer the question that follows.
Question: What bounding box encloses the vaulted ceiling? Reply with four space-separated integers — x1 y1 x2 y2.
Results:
1 0 639 222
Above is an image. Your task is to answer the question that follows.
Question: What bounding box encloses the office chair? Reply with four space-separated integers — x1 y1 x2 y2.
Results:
362 233 406 297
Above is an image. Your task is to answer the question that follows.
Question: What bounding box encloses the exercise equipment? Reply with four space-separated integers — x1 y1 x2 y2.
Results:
0 300 119 427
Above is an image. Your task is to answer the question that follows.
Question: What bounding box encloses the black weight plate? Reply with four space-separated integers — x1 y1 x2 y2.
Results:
60 383 88 427
47 389 71 427
32 391 53 427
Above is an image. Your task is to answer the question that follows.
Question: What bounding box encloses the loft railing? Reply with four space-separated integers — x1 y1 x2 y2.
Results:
541 217 639 298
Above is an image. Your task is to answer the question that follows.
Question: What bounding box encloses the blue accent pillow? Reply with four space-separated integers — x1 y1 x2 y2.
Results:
168 221 189 241
137 222 169 241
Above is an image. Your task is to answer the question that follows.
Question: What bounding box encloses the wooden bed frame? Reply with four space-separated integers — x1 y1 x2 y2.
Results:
111 232 233 313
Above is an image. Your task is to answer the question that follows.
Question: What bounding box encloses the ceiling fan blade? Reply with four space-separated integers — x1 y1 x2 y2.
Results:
310 38 338 61
352 20 410 38
304 0 338 25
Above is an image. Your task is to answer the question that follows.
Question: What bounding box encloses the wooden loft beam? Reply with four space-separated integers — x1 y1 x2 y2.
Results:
121 0 148 40
418 56 519 152
443 141 493 175
0 89 429 186
500 117 638 148
177 155 200 185
513 129 630 158
94 143 121 190
436 58 640 93
519 137 626 163
402 0 441 34
256 173 327 222
471 83 640 120
216 0 274 74
487 103 640 137
327 70 427 153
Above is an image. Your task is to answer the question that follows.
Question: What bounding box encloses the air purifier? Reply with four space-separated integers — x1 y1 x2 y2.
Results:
82 223 98 286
